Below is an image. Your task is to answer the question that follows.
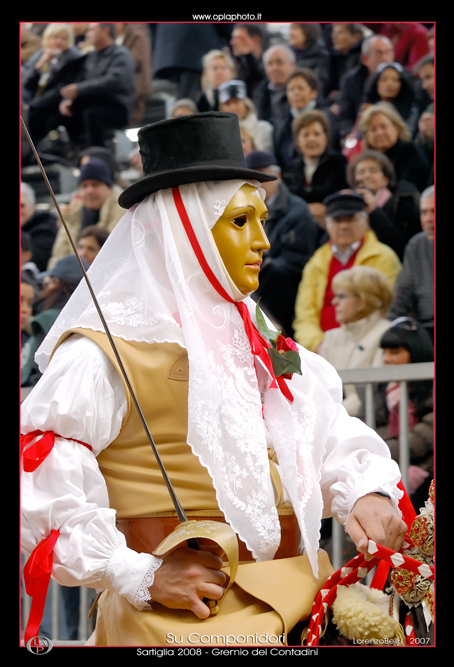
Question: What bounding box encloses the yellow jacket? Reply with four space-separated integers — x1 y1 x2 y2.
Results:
292 230 401 352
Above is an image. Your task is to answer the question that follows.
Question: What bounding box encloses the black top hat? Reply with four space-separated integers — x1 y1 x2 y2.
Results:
118 112 277 209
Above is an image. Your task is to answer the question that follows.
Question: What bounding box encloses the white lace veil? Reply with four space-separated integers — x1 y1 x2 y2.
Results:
35 179 335 574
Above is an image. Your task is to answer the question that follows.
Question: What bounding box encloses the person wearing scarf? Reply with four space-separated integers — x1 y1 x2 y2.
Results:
21 112 406 646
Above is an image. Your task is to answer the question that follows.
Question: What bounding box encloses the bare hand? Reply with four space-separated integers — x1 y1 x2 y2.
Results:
308 203 327 229
36 48 54 70
148 546 227 619
60 84 78 99
231 31 254 55
59 99 73 117
344 493 407 558
354 187 376 213
358 102 372 116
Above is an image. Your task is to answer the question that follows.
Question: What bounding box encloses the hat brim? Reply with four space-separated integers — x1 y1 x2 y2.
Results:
118 165 277 209
326 207 365 218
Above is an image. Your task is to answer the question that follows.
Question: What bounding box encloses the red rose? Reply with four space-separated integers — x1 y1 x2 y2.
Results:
276 335 299 354
272 335 301 380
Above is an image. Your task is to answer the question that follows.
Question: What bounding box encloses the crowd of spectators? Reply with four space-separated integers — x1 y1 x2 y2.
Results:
21 22 434 514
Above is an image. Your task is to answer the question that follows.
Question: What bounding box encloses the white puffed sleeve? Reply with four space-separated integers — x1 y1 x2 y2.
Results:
296 344 403 522
21 334 162 609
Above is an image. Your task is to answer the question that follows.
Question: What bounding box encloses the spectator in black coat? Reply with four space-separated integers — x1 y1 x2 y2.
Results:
153 23 232 101
22 23 83 104
273 68 341 181
413 53 434 111
21 232 40 283
363 61 418 128
252 44 295 126
347 149 421 259
358 102 429 192
327 23 365 102
229 23 266 98
287 23 331 99
24 23 84 148
336 34 395 138
387 186 434 343
412 55 434 176
21 256 90 389
284 109 349 243
21 182 57 272
245 151 318 337
35 23 136 149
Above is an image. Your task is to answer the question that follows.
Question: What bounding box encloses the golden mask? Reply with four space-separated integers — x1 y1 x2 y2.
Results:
211 184 270 295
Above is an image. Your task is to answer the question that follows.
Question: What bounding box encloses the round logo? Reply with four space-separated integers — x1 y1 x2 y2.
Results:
26 636 53 654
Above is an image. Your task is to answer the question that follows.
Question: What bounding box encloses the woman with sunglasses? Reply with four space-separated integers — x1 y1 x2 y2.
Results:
318 266 394 420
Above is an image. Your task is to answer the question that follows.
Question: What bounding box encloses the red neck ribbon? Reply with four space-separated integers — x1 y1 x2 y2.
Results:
172 187 293 403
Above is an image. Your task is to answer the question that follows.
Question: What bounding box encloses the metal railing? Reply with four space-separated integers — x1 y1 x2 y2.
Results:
21 362 434 644
330 361 434 571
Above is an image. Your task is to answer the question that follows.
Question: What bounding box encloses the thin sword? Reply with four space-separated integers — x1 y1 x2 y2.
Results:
20 116 188 525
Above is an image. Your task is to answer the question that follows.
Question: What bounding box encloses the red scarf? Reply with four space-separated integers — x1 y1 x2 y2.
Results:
320 243 362 333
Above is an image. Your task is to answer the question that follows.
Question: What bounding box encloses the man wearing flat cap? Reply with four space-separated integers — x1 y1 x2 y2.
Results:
293 190 401 353
21 113 408 646
47 156 124 269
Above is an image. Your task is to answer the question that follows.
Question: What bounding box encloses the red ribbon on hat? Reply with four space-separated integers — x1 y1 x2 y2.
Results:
172 186 294 402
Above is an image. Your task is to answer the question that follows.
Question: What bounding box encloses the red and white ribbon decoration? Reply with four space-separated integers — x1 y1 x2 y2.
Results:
305 540 434 646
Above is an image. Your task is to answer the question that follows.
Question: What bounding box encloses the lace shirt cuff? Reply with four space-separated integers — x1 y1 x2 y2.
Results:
134 557 164 610
103 546 164 610
330 454 403 525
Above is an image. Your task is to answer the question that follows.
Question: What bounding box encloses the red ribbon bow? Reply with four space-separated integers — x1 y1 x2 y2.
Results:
23 530 60 646
20 431 93 472
20 431 93 644
20 431 56 472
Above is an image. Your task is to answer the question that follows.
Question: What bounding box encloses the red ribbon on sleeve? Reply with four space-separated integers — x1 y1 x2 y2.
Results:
20 431 56 472
20 430 93 472
23 529 60 646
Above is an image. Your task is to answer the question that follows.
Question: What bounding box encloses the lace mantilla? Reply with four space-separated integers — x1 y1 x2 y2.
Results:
134 556 163 611
187 323 281 560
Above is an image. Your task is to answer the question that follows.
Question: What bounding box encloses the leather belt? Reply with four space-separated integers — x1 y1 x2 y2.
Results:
117 508 301 562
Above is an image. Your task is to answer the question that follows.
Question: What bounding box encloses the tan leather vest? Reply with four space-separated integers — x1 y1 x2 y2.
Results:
54 329 219 518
